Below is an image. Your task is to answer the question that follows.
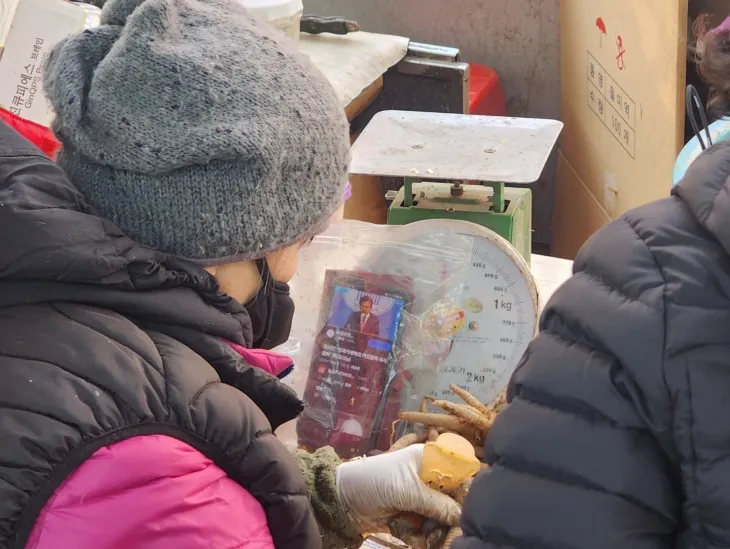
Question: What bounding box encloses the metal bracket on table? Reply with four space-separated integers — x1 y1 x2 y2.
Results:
350 42 469 136
396 57 469 112
406 42 460 62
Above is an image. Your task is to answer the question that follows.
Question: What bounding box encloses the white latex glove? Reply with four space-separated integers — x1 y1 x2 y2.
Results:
336 444 462 533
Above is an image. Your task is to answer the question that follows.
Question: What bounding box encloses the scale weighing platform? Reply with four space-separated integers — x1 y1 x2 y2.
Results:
349 111 563 263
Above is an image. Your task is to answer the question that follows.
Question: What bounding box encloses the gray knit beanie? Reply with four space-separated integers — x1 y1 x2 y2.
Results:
43 0 349 263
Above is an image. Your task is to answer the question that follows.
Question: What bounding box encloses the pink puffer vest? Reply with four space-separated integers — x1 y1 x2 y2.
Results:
26 345 294 549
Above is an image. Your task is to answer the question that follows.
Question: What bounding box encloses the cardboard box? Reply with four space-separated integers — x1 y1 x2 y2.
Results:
0 0 99 127
0 0 19 57
553 0 689 259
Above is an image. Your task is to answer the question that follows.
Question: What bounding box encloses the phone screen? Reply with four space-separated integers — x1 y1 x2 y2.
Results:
324 285 406 355
298 275 410 457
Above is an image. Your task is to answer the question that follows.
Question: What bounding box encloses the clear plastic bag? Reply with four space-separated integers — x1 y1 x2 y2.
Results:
275 219 517 457
273 220 470 455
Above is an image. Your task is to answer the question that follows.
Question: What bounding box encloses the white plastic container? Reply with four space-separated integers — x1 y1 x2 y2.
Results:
241 0 303 43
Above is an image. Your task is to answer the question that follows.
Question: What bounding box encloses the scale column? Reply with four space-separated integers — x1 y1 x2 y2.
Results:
488 182 505 214
403 177 420 207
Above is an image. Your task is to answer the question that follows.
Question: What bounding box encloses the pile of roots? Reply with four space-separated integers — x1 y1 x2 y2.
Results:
383 385 508 549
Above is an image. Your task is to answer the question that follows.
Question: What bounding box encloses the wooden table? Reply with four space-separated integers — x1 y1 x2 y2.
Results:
345 76 384 121
532 253 573 311
300 31 409 121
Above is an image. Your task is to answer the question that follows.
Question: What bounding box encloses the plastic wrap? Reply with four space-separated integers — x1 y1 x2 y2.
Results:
276 220 481 458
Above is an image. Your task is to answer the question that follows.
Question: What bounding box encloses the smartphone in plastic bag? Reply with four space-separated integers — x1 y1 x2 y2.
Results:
297 270 413 458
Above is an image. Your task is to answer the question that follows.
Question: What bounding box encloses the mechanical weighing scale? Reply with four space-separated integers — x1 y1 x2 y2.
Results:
368 219 541 408
287 217 541 425
349 111 564 263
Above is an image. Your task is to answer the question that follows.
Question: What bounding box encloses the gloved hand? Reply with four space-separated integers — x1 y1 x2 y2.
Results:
336 444 462 533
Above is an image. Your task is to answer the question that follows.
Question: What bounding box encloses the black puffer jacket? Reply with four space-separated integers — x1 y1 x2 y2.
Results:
0 123 318 548
457 141 730 549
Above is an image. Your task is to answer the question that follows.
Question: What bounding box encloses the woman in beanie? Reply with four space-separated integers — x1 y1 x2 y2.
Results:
452 15 730 549
0 1 459 548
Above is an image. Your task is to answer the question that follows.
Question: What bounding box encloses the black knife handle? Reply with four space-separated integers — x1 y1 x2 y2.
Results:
300 15 360 35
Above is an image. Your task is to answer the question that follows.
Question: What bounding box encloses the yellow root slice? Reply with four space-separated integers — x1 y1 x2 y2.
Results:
449 384 490 416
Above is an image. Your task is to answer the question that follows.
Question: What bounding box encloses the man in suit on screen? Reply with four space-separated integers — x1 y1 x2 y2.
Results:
345 295 380 350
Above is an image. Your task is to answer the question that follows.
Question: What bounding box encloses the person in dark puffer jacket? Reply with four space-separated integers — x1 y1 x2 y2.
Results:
454 23 730 549
456 141 730 549
0 1 461 548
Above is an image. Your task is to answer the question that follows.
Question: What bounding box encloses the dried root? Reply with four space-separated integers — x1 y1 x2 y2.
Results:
442 527 463 549
399 386 507 468
389 431 428 452
398 411 467 431
428 399 491 431
449 384 490 416
385 387 508 548
390 420 400 447
421 396 440 441
425 525 449 549
388 387 508 548
388 516 449 549
439 479 473 548
427 426 440 441
487 389 508 415
420 397 429 414
453 476 473 506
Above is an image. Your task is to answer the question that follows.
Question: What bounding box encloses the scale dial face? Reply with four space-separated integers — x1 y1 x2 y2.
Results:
388 220 539 407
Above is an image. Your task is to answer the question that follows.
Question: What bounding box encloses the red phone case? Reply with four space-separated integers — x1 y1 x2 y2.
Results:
297 270 413 458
